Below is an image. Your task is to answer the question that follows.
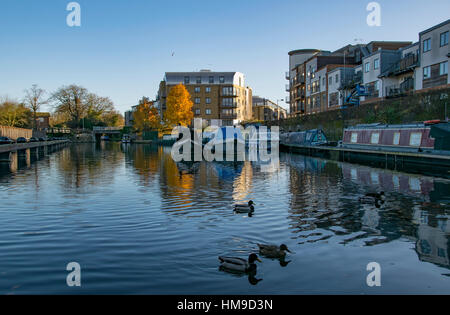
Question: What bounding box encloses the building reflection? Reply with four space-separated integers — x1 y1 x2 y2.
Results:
284 154 450 269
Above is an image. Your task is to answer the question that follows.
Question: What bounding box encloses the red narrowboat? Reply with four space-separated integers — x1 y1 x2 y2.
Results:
341 121 450 156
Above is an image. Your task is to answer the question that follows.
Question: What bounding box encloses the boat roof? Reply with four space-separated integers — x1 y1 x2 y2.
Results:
345 123 428 130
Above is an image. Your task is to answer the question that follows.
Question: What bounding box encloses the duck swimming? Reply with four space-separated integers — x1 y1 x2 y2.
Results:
234 200 255 213
359 192 385 207
258 244 292 259
219 254 261 273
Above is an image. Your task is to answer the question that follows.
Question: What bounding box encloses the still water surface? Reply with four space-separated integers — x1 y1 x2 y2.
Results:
0 143 449 294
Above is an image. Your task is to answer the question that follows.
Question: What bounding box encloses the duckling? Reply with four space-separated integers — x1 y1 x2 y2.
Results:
219 254 261 273
258 244 292 259
234 200 255 214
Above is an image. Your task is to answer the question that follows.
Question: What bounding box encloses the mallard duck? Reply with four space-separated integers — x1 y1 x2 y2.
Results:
219 254 261 273
365 192 385 200
258 244 292 259
234 200 255 213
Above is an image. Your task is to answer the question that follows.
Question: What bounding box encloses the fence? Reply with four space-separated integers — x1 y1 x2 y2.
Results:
0 126 33 140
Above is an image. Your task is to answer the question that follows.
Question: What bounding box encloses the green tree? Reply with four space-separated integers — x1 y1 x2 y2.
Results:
0 97 32 128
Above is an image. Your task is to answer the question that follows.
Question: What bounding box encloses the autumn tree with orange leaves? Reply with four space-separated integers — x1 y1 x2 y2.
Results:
133 96 161 131
164 84 194 127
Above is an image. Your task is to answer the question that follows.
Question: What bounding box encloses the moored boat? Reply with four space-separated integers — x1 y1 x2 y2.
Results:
340 121 450 156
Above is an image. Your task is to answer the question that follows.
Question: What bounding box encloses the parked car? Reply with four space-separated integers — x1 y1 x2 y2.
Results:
0 137 14 145
39 137 47 142
16 137 28 143
29 137 40 142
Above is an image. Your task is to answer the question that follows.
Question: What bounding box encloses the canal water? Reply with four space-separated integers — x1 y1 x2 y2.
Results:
0 143 449 294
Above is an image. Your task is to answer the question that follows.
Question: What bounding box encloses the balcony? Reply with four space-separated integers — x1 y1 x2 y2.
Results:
285 96 290 104
285 72 290 80
285 84 290 92
385 78 415 98
221 113 238 120
341 71 363 90
385 54 419 77
221 87 238 97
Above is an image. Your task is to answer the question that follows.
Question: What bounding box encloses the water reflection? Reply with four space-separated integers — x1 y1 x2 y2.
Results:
0 143 449 294
283 154 450 269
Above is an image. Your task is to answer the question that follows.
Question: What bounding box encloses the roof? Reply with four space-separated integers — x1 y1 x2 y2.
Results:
419 19 450 36
36 112 50 118
288 49 322 56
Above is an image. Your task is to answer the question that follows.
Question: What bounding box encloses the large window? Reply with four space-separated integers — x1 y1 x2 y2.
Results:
351 133 358 143
219 76 225 83
365 62 370 73
423 66 431 79
440 31 449 47
184 76 190 84
206 98 211 104
440 61 448 75
194 87 200 93
195 109 201 115
206 87 211 93
194 98 201 104
206 109 211 115
196 76 202 84
423 38 431 52
374 58 380 70
209 76 214 84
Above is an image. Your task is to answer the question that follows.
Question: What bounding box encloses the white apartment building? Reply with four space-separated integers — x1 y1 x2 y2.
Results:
416 19 449 90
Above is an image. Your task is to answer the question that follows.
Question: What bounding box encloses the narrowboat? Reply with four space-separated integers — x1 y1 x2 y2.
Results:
280 129 328 147
341 121 450 156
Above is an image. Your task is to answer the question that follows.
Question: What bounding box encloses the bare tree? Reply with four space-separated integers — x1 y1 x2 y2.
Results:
24 84 47 129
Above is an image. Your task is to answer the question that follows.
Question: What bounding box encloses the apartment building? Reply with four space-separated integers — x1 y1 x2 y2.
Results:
417 19 449 91
327 66 357 108
252 96 287 122
157 71 252 126
286 42 413 116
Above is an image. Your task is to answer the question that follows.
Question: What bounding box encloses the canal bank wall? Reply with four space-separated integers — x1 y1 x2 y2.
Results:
276 87 450 141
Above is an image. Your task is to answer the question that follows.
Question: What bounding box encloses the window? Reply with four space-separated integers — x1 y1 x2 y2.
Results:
371 133 380 144
393 132 400 145
219 76 225 83
329 77 332 85
209 76 214 84
206 98 211 104
184 76 190 84
374 58 380 70
440 31 449 47
410 133 422 147
196 76 202 84
322 77 326 86
206 87 211 93
440 61 448 75
365 62 370 73
195 109 201 115
194 87 201 93
423 66 431 79
335 74 339 83
351 133 358 143
194 98 201 104
206 109 211 115
423 38 431 52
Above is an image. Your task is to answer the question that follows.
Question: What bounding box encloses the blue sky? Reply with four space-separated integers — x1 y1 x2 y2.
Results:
1 0 449 113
